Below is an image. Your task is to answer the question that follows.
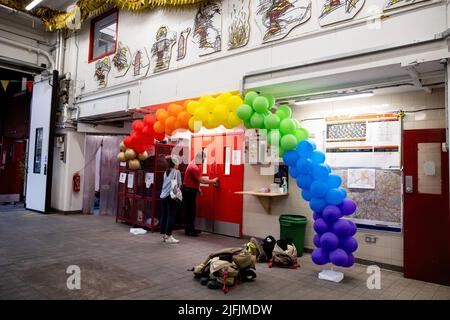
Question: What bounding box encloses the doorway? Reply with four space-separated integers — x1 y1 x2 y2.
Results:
192 132 244 238
403 129 450 286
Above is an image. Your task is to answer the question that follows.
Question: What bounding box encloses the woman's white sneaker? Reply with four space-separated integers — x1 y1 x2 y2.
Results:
165 235 179 244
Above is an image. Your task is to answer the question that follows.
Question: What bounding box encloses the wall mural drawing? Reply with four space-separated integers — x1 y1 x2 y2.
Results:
151 26 177 73
132 48 150 77
228 0 251 50
384 0 428 10
94 57 111 88
317 0 364 26
193 0 222 56
254 0 312 43
112 42 132 78
177 27 191 60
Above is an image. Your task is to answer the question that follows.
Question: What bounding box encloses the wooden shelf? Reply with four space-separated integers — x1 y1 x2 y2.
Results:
235 191 288 213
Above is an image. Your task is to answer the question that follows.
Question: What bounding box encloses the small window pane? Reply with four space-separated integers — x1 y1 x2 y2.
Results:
418 143 442 195
33 128 43 174
202 148 208 174
91 12 117 60
224 147 231 175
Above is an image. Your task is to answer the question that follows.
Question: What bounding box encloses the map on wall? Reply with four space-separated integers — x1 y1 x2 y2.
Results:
151 26 177 73
194 0 222 56
317 0 365 27
228 0 251 50
254 0 312 43
336 169 402 229
384 0 429 10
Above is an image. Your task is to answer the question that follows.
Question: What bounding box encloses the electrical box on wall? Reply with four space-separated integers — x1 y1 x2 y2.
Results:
56 136 66 163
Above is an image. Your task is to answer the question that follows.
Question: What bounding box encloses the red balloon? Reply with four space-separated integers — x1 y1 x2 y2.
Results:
132 120 144 133
134 144 146 154
154 131 165 141
123 136 133 148
143 114 156 127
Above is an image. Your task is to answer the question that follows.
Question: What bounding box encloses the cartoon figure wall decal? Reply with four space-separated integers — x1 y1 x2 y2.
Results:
384 0 428 10
151 26 177 73
177 27 191 60
94 57 111 88
132 48 151 77
254 0 312 43
193 0 222 56
228 0 251 50
317 0 365 26
112 42 132 78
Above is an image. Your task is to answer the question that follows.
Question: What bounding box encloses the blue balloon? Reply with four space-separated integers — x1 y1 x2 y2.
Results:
311 248 329 265
301 189 312 201
322 205 342 223
310 197 327 212
311 151 325 164
313 218 330 234
329 248 349 267
312 164 329 181
313 211 322 220
326 188 344 205
309 140 317 150
339 187 347 199
320 232 340 251
310 180 328 198
296 158 313 174
326 174 342 189
344 253 355 267
348 220 357 236
289 166 299 178
313 234 321 247
324 164 332 173
332 219 352 238
296 174 313 189
296 140 314 158
340 236 358 253
283 150 298 166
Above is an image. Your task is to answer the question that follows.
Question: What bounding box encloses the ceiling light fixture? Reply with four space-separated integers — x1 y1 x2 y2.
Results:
25 0 44 11
294 92 374 106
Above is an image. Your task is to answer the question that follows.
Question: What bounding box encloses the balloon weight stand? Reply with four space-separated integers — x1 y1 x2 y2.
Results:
318 269 344 283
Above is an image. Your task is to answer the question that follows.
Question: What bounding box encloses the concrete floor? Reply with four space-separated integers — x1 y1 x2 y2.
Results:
0 204 449 300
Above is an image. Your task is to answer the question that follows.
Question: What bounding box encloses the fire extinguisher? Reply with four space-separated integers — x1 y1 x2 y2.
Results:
72 172 80 193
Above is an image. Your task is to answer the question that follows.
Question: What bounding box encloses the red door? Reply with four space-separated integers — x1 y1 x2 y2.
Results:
403 129 450 285
191 132 244 237
0 138 26 202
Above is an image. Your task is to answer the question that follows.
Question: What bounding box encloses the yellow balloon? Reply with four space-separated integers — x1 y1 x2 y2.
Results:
217 92 233 104
205 97 217 112
228 112 242 127
213 104 228 123
188 117 201 132
193 107 209 122
186 101 198 115
228 95 244 111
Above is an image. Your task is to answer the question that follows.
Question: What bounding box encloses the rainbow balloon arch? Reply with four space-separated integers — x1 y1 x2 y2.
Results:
117 91 358 269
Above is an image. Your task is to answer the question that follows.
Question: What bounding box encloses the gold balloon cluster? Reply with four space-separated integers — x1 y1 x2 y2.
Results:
117 141 148 170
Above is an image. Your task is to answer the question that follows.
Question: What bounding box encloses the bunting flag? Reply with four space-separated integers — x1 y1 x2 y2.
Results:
1 80 9 92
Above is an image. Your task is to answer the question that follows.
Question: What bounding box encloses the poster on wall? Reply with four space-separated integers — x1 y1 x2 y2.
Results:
94 57 111 88
177 27 191 60
317 0 365 27
384 0 429 11
254 0 312 43
132 48 150 77
151 26 177 73
112 42 132 78
227 0 251 50
193 0 223 56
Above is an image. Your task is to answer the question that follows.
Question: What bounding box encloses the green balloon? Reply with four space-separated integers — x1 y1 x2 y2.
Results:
294 127 309 142
264 113 281 130
250 112 265 129
281 134 297 151
263 94 276 108
277 105 292 118
267 130 280 146
280 118 296 135
244 91 258 106
253 96 269 113
236 104 253 121
292 119 300 129
275 109 288 120
278 146 285 157
244 119 253 129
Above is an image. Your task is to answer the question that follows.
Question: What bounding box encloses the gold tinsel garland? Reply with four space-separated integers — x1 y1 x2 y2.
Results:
0 0 207 31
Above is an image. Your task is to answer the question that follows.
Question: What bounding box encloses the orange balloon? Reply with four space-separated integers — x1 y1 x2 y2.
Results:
165 116 177 130
165 126 173 136
174 120 183 130
177 111 191 128
156 109 168 123
168 103 183 116
153 121 165 134
183 100 193 109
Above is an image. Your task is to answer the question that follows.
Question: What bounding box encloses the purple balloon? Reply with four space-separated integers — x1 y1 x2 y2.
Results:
339 198 357 215
312 248 329 265
320 232 339 251
348 220 357 236
310 197 327 212
340 236 358 253
322 205 342 223
329 248 349 267
313 218 330 234
332 219 351 238
313 234 321 247
344 253 355 267
325 188 344 206
313 211 322 220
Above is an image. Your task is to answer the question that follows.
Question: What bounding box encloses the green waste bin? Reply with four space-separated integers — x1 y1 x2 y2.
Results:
279 214 308 257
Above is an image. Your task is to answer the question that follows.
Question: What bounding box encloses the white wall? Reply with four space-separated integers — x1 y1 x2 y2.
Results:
242 88 445 267
68 0 449 117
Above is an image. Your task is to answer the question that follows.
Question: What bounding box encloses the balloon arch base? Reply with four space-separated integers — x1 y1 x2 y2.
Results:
318 269 344 283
